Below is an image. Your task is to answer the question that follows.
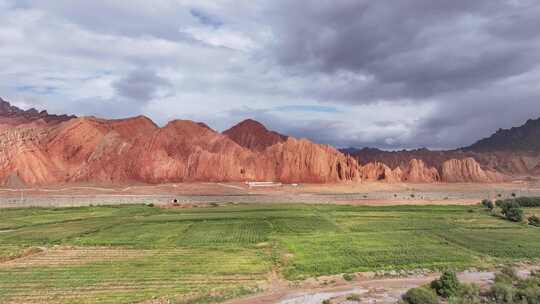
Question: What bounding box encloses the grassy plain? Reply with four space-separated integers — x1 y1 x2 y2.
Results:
0 203 539 303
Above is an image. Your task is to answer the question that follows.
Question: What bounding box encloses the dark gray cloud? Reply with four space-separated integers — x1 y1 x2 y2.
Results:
265 0 540 101
255 0 540 148
113 69 171 104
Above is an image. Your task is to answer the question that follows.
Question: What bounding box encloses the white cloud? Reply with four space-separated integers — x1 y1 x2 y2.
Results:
1 0 540 149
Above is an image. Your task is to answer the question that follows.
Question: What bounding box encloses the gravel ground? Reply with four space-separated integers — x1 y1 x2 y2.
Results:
1 181 539 208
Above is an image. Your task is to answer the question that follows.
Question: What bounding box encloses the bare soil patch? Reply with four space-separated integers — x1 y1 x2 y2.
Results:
2 181 539 208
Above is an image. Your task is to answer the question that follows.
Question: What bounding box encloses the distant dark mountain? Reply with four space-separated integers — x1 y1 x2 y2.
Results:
465 117 540 152
341 117 540 178
0 97 75 125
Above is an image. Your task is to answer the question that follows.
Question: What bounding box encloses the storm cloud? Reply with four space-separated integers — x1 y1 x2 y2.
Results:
113 69 171 104
1 0 540 149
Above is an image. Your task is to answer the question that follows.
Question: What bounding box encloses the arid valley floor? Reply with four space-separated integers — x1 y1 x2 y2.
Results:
2 181 540 208
1 182 540 304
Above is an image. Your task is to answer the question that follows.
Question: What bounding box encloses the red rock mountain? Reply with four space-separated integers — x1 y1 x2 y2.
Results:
0 99 361 185
223 119 288 152
0 97 533 186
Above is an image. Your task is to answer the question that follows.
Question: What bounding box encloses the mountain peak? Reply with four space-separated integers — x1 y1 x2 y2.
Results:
234 119 268 130
466 116 540 152
0 97 76 125
223 118 288 151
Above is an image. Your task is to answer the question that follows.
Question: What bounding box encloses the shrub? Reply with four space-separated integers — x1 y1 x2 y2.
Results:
346 293 361 301
516 196 540 207
402 287 438 304
431 271 460 298
511 193 517 197
448 283 481 304
500 266 518 280
481 199 494 210
516 286 540 304
342 273 355 281
491 283 516 304
501 201 524 222
504 197 540 207
322 300 331 304
528 215 540 226
495 199 506 208
494 273 514 285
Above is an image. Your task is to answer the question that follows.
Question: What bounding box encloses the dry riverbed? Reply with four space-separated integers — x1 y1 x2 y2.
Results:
226 265 539 304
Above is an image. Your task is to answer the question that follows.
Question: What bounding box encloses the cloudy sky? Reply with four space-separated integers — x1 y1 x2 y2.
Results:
1 0 540 150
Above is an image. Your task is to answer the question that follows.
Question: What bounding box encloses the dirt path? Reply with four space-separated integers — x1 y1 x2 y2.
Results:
2 181 538 208
225 271 498 304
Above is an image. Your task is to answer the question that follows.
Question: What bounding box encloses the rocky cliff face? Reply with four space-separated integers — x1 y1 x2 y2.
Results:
441 158 504 182
0 98 522 186
0 100 361 185
355 157 503 183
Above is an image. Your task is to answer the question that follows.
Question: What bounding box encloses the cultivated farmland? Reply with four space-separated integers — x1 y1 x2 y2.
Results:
0 203 539 303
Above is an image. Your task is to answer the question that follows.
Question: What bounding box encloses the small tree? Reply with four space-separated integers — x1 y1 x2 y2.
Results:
495 199 507 208
449 283 481 304
481 199 494 210
501 201 523 222
342 273 354 281
491 283 516 303
431 271 460 298
402 287 438 304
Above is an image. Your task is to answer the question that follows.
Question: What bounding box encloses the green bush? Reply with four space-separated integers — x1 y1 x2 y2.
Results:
342 273 355 281
500 201 524 222
496 199 506 208
503 206 524 222
448 283 481 304
482 199 494 210
402 287 438 304
501 265 518 279
431 271 460 298
497 197 540 208
491 283 516 303
346 293 361 301
516 286 540 304
528 215 540 227
494 273 514 285
514 196 540 207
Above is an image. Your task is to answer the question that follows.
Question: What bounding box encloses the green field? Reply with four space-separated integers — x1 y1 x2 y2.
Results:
0 203 539 303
